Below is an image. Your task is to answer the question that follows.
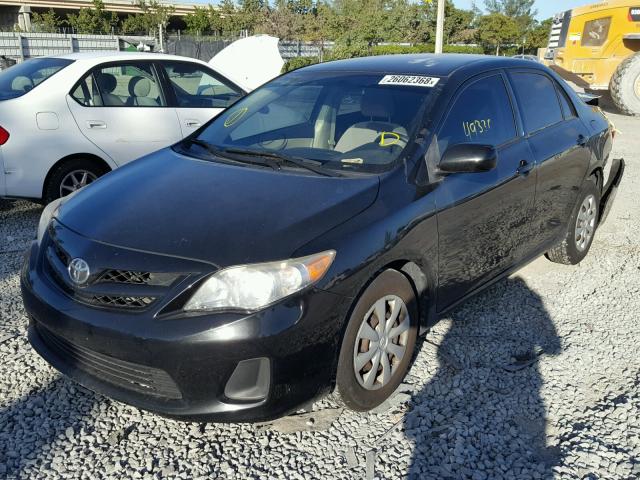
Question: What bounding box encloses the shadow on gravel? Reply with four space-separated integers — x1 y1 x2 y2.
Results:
404 277 563 479
0 377 99 479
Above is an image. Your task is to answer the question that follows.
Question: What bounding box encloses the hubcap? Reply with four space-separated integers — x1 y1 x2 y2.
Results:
59 170 97 197
353 295 410 391
634 74 640 98
575 194 597 252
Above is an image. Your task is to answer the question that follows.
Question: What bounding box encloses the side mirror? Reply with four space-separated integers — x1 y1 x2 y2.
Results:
439 144 497 174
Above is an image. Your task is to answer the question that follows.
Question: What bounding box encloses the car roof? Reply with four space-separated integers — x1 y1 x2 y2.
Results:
301 54 545 78
51 51 208 65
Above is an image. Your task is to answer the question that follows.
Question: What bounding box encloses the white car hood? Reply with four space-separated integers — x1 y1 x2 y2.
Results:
209 35 284 91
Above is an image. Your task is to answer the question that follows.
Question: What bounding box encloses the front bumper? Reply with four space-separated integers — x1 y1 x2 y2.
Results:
21 230 352 422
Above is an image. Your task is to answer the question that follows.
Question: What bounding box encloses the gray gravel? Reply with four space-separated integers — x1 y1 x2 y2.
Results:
1 111 639 479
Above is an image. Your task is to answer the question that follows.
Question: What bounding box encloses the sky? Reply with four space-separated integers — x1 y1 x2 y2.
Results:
188 0 588 20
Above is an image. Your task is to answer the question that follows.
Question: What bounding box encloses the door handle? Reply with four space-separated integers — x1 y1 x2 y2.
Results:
185 120 201 128
517 159 534 176
577 134 587 146
86 120 106 129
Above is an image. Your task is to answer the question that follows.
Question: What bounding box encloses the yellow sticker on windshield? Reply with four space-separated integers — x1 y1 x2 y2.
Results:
224 107 248 127
379 131 401 147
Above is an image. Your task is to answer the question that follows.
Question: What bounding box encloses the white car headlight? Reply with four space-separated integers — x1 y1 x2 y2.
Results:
184 250 336 312
36 197 64 246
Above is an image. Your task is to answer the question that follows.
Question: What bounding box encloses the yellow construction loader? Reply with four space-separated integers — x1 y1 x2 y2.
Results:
545 1 640 115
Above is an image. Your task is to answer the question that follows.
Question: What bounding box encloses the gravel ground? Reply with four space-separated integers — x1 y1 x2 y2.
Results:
1 110 638 480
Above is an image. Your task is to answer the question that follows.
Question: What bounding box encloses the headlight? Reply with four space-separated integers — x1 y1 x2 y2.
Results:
184 250 336 312
36 197 64 246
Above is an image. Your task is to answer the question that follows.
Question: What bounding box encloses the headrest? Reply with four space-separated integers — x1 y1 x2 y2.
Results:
96 73 117 93
129 76 151 98
361 89 395 118
11 75 33 92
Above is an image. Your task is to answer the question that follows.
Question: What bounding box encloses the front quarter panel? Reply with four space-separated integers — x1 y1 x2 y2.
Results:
295 167 439 332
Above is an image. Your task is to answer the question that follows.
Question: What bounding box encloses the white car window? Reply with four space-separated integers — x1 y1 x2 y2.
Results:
79 62 165 108
161 61 243 109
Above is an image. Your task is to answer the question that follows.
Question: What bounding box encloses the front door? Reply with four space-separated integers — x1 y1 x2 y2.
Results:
67 61 182 166
158 61 245 138
433 72 537 311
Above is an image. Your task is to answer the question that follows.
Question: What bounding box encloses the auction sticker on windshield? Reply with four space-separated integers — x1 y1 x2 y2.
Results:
379 75 440 87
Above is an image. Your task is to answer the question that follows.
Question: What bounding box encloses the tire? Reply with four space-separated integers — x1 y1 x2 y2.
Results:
546 177 600 265
610 53 640 116
43 159 109 204
336 269 418 411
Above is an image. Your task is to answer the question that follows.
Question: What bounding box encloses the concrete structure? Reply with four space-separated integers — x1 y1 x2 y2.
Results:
0 0 201 31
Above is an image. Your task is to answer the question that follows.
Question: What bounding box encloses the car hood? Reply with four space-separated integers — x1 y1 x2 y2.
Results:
56 148 380 267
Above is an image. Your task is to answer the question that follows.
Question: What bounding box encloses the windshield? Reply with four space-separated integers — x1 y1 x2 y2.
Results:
187 71 438 174
0 57 73 100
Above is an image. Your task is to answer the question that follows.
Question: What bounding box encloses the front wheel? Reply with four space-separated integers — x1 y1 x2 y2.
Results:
336 269 418 411
546 177 600 265
43 159 108 204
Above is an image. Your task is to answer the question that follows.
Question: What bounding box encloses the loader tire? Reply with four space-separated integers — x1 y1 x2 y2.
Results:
610 53 640 116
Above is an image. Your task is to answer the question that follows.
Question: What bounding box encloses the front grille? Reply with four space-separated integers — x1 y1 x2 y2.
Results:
43 238 183 312
92 295 155 309
99 269 151 285
36 324 182 400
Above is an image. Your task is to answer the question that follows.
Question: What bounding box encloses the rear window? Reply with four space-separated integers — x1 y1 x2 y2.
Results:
0 57 73 100
510 72 563 134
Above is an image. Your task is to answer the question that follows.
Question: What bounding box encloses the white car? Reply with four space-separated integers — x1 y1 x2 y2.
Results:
0 52 249 203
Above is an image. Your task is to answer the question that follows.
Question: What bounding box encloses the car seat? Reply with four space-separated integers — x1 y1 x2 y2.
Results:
95 73 124 106
335 89 408 153
11 75 33 93
127 77 158 107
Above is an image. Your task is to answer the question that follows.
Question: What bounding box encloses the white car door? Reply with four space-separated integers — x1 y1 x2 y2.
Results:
158 61 245 138
67 61 182 166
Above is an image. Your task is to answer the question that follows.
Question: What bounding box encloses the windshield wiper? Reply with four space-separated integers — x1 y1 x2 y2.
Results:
186 139 279 171
223 147 342 178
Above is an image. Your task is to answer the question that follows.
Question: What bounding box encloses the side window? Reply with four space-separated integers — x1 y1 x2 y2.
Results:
439 75 516 151
94 62 165 107
510 73 563 133
71 73 103 107
162 62 243 108
556 82 577 119
582 17 612 47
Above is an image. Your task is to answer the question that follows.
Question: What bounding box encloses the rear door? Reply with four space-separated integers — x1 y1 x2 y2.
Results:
434 72 537 311
507 70 591 247
67 61 182 165
158 61 245 137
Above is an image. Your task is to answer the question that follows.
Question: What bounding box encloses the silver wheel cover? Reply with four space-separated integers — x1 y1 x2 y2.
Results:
575 194 597 252
353 295 410 390
60 170 97 197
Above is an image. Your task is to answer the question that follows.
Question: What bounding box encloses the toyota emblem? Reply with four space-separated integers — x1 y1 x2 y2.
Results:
68 258 90 286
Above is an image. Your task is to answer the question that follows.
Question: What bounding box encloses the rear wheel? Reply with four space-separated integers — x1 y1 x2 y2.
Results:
336 269 418 411
610 53 640 116
546 177 600 265
43 159 109 204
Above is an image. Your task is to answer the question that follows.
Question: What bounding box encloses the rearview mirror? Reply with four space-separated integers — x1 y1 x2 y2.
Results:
439 144 497 174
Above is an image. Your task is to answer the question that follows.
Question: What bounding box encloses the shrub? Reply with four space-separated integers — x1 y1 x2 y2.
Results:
281 56 320 73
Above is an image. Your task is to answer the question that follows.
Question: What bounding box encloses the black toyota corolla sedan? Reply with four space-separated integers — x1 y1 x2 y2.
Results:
22 54 624 422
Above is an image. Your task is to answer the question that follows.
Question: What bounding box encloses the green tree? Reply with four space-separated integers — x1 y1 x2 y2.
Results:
31 8 63 33
122 0 175 36
476 12 518 55
525 17 552 51
184 6 211 35
67 0 119 34
484 0 536 30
